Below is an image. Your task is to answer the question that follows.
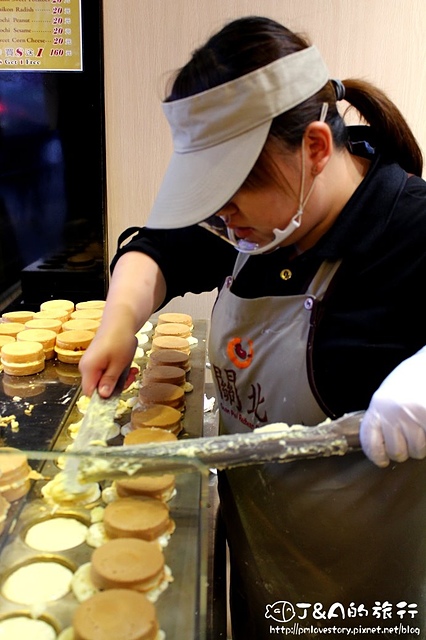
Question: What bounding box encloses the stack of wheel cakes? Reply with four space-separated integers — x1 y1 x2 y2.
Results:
0 299 106 378
0 447 34 535
134 311 194 438
0 309 199 640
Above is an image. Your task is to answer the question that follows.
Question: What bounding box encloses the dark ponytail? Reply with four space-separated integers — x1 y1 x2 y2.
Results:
342 79 423 176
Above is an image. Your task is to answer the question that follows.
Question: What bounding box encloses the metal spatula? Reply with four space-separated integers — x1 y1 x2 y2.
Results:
76 411 364 482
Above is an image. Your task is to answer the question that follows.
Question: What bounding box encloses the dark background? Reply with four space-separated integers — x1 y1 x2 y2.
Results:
0 0 106 309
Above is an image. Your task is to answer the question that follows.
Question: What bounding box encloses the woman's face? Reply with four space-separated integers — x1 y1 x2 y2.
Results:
215 146 315 250
217 186 298 248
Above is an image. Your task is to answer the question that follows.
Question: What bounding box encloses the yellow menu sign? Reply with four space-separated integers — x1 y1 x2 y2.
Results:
0 0 82 71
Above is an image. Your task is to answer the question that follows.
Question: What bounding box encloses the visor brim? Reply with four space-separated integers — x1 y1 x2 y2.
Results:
145 121 271 229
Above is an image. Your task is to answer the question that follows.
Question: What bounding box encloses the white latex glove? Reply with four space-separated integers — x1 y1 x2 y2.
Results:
360 346 426 467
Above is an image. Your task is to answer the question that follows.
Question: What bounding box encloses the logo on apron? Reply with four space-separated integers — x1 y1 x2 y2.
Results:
226 336 254 369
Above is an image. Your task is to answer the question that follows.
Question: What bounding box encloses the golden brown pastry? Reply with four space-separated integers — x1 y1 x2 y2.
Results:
138 382 185 412
90 538 166 593
103 496 175 542
0 447 32 501
1 341 45 375
54 329 95 364
17 328 57 360
73 588 159 640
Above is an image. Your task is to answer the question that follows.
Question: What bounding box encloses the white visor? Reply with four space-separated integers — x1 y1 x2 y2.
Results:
146 46 329 230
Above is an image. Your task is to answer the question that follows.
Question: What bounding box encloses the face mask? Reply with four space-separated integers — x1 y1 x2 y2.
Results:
199 211 303 255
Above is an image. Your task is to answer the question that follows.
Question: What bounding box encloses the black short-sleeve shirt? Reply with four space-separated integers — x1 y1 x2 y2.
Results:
112 132 426 417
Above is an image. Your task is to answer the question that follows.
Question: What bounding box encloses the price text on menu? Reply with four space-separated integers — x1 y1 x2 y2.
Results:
0 0 82 71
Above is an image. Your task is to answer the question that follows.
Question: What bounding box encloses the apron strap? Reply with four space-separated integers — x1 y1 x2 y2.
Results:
306 259 343 298
306 259 344 418
233 252 250 279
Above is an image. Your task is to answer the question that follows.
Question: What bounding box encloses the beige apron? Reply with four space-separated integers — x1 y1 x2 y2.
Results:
209 254 426 639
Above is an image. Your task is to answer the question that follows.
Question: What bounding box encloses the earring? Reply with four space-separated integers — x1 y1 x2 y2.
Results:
311 165 319 176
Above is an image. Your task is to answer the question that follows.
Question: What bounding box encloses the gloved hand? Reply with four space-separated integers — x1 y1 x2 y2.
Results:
360 346 426 467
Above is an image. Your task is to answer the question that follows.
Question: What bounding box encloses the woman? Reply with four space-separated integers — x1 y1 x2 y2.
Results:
80 17 426 639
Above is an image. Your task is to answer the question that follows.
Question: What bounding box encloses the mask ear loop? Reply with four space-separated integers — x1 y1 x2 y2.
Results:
293 101 329 227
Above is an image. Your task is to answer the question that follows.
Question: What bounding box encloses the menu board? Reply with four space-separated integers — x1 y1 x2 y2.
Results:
0 0 82 71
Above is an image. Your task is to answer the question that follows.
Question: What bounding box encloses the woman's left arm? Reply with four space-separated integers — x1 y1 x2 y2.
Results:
360 346 426 466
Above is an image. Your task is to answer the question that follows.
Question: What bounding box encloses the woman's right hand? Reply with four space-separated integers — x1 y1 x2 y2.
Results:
79 327 138 398
78 250 167 398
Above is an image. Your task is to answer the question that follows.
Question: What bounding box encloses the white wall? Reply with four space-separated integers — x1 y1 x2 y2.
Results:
102 0 426 318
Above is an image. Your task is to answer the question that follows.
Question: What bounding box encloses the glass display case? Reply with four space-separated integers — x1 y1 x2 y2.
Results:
0 319 213 639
